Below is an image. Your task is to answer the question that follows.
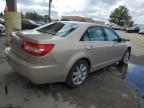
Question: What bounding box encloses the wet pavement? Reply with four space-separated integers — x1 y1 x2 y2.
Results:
0 61 140 108
125 64 144 90
116 63 144 107
116 30 144 89
116 30 144 107
115 63 144 90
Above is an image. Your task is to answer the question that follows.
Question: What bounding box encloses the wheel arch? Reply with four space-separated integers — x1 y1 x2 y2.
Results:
80 58 91 70
127 47 131 52
65 57 91 88
64 55 91 81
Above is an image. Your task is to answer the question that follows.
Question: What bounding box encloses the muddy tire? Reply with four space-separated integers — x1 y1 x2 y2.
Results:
119 50 131 64
65 59 89 88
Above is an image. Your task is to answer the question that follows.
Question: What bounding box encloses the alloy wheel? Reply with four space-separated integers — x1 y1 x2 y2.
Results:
123 51 130 64
72 63 88 85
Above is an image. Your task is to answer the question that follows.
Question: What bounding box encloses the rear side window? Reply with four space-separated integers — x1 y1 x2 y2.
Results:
81 26 105 41
104 27 119 41
36 22 79 37
81 32 90 41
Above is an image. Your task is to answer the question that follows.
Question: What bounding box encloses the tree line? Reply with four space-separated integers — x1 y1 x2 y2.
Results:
21 11 50 22
0 11 49 22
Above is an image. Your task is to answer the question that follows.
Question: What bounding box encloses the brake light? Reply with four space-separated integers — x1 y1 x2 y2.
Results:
21 42 54 56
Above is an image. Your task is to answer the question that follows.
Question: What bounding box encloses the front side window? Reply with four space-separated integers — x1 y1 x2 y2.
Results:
104 27 119 41
87 26 105 41
36 22 79 37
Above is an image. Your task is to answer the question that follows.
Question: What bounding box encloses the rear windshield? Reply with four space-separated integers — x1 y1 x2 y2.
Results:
36 22 79 37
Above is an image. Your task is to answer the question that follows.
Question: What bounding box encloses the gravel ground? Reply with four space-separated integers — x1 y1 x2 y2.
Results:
0 31 144 108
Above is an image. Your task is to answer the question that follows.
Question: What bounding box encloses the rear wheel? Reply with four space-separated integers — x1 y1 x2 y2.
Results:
66 60 89 88
119 50 130 64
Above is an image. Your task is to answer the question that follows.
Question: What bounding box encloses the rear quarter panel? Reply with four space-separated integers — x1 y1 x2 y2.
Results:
50 38 89 79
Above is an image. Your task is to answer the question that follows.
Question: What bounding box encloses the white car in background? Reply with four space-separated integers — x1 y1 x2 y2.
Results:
0 24 5 34
139 27 144 34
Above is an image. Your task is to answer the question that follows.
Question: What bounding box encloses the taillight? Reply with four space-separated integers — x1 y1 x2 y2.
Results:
21 42 54 56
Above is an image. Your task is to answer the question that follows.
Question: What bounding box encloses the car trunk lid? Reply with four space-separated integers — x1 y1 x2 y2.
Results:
10 30 55 64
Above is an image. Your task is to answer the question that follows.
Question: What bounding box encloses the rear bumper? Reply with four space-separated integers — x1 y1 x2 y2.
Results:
5 47 66 84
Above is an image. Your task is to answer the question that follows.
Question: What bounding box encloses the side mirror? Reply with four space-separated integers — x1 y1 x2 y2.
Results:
119 38 130 42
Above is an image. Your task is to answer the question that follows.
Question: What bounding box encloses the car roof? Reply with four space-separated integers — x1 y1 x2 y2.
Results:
35 21 107 31
59 21 103 27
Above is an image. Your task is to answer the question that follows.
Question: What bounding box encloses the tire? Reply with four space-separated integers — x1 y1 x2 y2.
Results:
119 50 131 64
65 59 89 88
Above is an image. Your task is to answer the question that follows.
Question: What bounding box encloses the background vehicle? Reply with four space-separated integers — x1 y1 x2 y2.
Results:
106 24 120 30
0 24 5 34
0 18 4 25
6 21 131 88
126 26 140 33
35 21 46 25
22 19 40 30
106 24 113 29
112 25 120 30
120 26 127 31
139 27 144 34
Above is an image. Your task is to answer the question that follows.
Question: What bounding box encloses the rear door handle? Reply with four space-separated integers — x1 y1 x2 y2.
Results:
87 46 94 50
110 44 115 48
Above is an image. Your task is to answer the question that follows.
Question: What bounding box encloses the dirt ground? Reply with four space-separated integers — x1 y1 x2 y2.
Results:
0 31 144 108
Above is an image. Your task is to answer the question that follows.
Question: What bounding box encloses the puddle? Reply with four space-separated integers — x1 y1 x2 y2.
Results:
126 64 144 90
117 63 144 90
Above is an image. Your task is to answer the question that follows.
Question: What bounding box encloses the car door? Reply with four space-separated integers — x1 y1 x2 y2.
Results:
81 26 112 71
103 27 126 62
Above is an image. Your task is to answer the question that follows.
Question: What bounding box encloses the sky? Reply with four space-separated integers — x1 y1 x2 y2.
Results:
0 0 144 24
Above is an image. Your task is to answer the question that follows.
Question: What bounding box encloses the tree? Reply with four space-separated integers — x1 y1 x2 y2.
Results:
128 20 134 27
109 6 133 27
43 15 52 23
25 11 43 21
